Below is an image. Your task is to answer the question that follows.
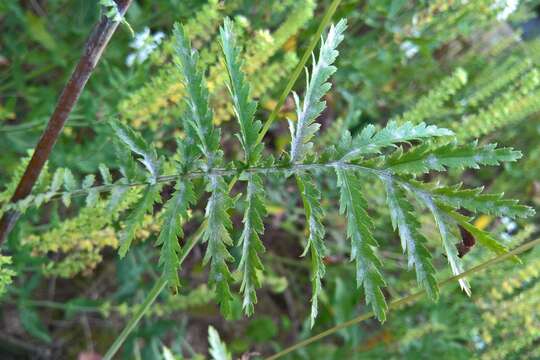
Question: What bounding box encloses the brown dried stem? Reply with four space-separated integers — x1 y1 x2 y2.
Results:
0 0 132 244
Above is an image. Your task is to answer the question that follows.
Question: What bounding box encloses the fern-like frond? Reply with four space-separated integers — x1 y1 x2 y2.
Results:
220 18 263 165
430 184 535 219
382 176 438 299
296 174 326 327
467 56 531 107
335 168 387 321
385 141 521 175
289 20 347 163
339 121 453 161
119 184 161 257
237 173 266 316
203 176 235 317
455 69 540 140
173 23 221 164
155 180 196 291
220 18 269 316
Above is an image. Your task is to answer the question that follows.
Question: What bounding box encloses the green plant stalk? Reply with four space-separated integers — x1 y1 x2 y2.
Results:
12 300 101 313
257 0 342 144
264 237 540 360
102 3 344 356
103 276 168 360
103 221 207 360
10 162 386 208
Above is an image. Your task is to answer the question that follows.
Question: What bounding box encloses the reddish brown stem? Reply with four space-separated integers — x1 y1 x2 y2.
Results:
0 0 132 244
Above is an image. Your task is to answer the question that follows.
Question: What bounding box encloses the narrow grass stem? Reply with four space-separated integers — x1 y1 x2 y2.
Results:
265 237 540 360
257 0 342 144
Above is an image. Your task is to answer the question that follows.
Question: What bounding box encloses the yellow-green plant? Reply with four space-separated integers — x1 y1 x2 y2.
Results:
477 255 540 359
0 255 15 297
118 0 315 129
395 51 540 142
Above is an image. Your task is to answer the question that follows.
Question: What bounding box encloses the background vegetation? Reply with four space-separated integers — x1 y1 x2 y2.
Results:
1 0 540 359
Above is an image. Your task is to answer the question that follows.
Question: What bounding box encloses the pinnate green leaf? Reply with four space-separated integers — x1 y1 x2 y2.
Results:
385 141 521 175
156 180 196 291
203 176 235 317
119 184 161 257
237 173 266 316
220 18 263 165
173 23 220 163
382 176 438 299
289 20 347 163
431 183 535 219
339 121 453 161
336 168 387 321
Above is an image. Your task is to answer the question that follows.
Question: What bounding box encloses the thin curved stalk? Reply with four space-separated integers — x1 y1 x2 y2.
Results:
264 237 540 360
103 224 205 359
103 276 168 360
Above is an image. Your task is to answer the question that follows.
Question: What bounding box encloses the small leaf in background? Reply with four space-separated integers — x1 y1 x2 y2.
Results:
19 305 52 343
208 326 231 360
25 12 57 52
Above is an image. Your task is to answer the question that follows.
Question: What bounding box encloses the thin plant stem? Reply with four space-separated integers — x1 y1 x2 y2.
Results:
257 0 343 144
264 237 540 360
6 162 385 211
102 226 204 359
103 276 168 360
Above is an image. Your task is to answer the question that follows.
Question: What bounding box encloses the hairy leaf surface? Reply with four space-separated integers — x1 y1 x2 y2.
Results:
203 176 235 316
220 18 263 165
385 141 521 175
296 174 326 326
237 174 266 315
336 168 388 321
156 180 196 290
382 176 438 299
289 20 347 163
340 121 453 161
